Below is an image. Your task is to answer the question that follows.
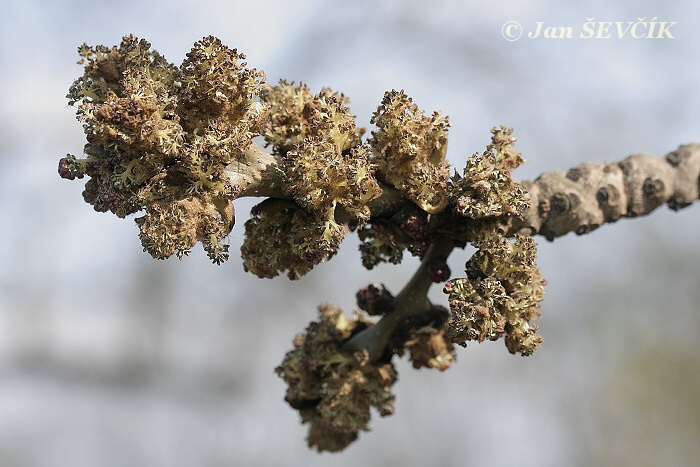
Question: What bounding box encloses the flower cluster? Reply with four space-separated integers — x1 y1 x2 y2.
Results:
403 326 455 371
357 205 430 269
438 127 544 355
388 304 456 371
60 35 553 453
444 233 545 356
276 305 397 452
281 138 381 226
136 196 234 264
260 81 364 155
238 81 382 278
448 126 528 220
241 199 345 280
177 36 266 133
58 35 266 263
369 90 451 213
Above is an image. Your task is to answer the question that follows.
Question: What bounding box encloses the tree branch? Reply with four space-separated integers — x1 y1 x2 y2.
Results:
61 36 700 452
227 143 700 362
509 143 700 240
229 143 700 238
225 142 411 220
226 142 286 198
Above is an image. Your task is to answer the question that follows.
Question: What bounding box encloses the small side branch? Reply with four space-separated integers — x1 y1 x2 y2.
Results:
343 238 455 361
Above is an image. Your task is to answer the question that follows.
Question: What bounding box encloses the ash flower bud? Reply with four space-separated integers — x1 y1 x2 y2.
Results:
389 305 455 371
241 199 345 279
427 259 451 283
177 35 266 131
102 192 119 211
357 213 428 270
505 322 543 356
404 327 455 371
356 283 394 316
281 137 381 226
58 155 85 180
357 220 404 269
391 206 429 240
260 81 364 155
136 195 234 263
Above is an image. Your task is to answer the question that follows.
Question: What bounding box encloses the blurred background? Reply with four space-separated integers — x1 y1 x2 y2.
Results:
1 0 699 465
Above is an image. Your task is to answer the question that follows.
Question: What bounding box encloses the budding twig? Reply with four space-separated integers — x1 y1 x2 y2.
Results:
58 35 700 453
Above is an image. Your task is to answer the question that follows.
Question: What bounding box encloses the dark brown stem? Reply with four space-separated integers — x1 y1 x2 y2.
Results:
343 238 455 361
